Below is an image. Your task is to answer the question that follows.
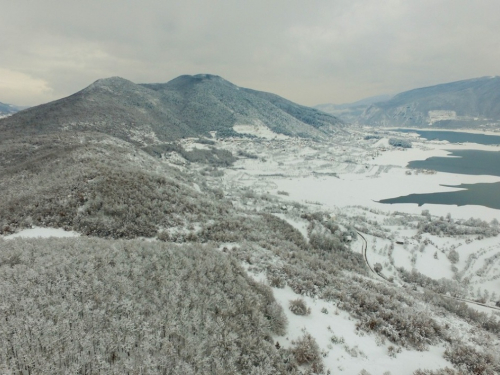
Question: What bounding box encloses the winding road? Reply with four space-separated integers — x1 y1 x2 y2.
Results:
356 230 500 313
357 231 389 282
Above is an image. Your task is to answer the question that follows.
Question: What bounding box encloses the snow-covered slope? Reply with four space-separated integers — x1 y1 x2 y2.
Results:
0 74 344 143
360 76 500 129
0 101 23 118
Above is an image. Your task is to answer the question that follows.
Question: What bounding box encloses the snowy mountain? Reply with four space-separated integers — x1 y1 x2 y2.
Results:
315 94 393 123
0 74 344 143
0 101 23 118
359 76 500 128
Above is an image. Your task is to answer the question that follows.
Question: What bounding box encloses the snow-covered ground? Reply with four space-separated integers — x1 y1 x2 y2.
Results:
3 226 80 240
245 265 456 374
216 129 500 305
222 136 500 222
4 128 499 373
272 285 452 375
7 128 493 373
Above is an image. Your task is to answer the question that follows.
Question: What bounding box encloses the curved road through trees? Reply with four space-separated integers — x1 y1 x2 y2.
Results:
356 230 500 312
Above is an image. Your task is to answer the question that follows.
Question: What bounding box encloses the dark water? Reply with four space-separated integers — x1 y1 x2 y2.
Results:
397 129 500 145
408 150 500 177
379 141 500 209
379 182 500 210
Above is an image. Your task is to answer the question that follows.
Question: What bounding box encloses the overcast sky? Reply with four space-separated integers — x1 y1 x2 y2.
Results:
1 0 499 106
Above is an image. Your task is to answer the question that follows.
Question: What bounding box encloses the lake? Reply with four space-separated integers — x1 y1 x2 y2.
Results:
396 129 500 145
379 182 500 210
408 149 500 177
379 134 500 210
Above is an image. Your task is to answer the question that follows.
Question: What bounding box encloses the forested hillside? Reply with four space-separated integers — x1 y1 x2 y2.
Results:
359 76 500 128
1 76 499 374
0 74 344 143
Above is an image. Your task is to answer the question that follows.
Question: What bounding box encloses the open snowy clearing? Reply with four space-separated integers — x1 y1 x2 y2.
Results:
242 267 455 375
3 226 80 240
271 285 452 375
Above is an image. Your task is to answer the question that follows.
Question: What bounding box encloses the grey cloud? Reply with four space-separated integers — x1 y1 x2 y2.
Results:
1 0 499 106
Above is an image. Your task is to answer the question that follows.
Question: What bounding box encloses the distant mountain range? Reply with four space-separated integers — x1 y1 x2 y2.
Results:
315 94 393 123
0 101 25 118
359 76 500 128
0 74 344 143
317 76 500 129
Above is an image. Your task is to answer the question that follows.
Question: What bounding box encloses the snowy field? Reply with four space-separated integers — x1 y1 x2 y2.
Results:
220 132 500 222
4 226 80 240
271 285 452 375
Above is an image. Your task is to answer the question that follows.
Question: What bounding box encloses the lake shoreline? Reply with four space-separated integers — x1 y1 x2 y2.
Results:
387 127 500 136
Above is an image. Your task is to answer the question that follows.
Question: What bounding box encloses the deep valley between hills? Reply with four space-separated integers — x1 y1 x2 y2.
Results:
1 75 500 375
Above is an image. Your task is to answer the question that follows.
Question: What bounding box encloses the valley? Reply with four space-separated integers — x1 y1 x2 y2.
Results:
3 0 500 372
102 124 500 373
1 76 500 374
195 127 500 303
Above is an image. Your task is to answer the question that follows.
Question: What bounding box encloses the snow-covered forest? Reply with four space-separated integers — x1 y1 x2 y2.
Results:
1 123 500 374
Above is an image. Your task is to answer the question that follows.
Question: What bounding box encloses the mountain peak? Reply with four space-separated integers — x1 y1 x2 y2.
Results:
162 73 236 91
0 74 343 143
92 76 132 85
83 76 136 92
192 73 223 80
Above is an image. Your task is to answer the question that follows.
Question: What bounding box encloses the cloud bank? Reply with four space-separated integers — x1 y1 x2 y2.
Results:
1 0 499 106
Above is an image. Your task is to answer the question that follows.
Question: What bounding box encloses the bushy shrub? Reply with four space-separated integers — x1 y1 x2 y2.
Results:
289 298 311 316
237 150 259 159
268 269 287 288
266 302 288 336
447 249 459 264
389 138 412 148
413 369 460 375
364 135 382 140
195 138 215 145
444 344 499 374
291 333 324 372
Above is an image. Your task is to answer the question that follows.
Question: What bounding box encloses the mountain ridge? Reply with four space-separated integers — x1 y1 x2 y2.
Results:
0 101 24 118
314 94 393 123
359 76 500 128
0 74 344 143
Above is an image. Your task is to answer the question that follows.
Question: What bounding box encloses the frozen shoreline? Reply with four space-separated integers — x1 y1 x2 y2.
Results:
227 137 500 221
385 127 500 136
